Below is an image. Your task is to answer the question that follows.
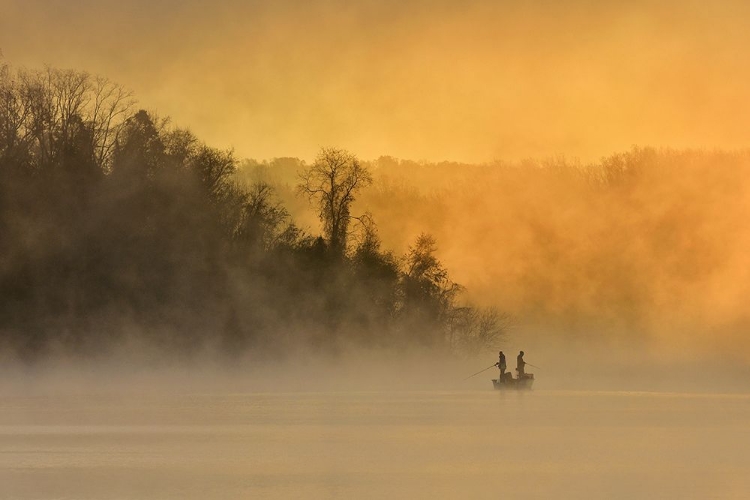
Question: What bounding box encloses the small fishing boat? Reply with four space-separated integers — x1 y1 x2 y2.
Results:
492 373 534 390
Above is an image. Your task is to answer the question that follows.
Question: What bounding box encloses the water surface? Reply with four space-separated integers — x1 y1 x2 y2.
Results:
1 389 748 499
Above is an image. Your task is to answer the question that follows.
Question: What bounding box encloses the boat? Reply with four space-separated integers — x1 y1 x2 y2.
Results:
492 373 534 390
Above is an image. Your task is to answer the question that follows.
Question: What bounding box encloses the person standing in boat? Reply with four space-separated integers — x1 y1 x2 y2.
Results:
516 351 526 378
497 351 507 378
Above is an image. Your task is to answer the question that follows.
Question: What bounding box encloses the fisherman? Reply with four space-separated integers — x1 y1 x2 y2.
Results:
516 351 526 378
497 351 507 378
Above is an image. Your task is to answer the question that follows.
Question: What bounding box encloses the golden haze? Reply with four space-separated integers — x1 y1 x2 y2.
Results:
2 0 750 161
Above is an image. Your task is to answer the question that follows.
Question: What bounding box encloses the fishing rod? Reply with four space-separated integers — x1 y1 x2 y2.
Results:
463 363 498 381
525 363 540 369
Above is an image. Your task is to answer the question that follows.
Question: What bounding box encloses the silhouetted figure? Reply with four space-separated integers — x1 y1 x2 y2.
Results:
516 351 526 378
497 351 507 378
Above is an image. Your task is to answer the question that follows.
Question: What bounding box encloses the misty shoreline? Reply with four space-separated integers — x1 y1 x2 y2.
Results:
2 61 750 376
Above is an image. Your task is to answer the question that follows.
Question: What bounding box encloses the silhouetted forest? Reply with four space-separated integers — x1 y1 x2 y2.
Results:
5 62 750 362
0 64 505 359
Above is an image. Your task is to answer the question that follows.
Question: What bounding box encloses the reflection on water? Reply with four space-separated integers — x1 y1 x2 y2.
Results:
1 390 749 499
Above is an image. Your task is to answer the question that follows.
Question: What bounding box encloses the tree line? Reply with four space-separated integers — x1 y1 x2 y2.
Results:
0 63 506 360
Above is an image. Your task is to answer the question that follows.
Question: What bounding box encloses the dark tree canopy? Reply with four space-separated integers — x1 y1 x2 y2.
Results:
0 63 506 361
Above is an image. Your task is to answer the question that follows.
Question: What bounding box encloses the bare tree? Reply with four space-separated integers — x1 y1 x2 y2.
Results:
0 65 134 171
233 182 295 253
89 75 135 168
449 306 511 355
298 147 372 255
403 234 462 306
190 144 237 199
0 62 32 159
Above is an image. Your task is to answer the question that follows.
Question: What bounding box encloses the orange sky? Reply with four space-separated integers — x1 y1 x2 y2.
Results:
3 0 750 162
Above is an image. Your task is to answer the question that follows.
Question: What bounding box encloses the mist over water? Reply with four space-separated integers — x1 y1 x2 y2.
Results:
1 325 748 499
2 364 749 500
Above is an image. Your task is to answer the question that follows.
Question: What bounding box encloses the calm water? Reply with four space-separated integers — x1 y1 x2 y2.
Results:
1 389 749 499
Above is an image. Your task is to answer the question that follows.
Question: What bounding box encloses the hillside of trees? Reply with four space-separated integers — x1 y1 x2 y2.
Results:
0 64 505 360
351 150 750 350
238 144 750 356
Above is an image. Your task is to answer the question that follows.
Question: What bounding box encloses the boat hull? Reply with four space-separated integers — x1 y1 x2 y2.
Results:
492 374 534 390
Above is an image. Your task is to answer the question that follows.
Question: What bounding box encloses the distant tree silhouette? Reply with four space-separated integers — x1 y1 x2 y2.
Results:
298 148 372 256
398 234 463 345
349 216 400 338
448 307 510 355
234 182 297 258
0 66 133 172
